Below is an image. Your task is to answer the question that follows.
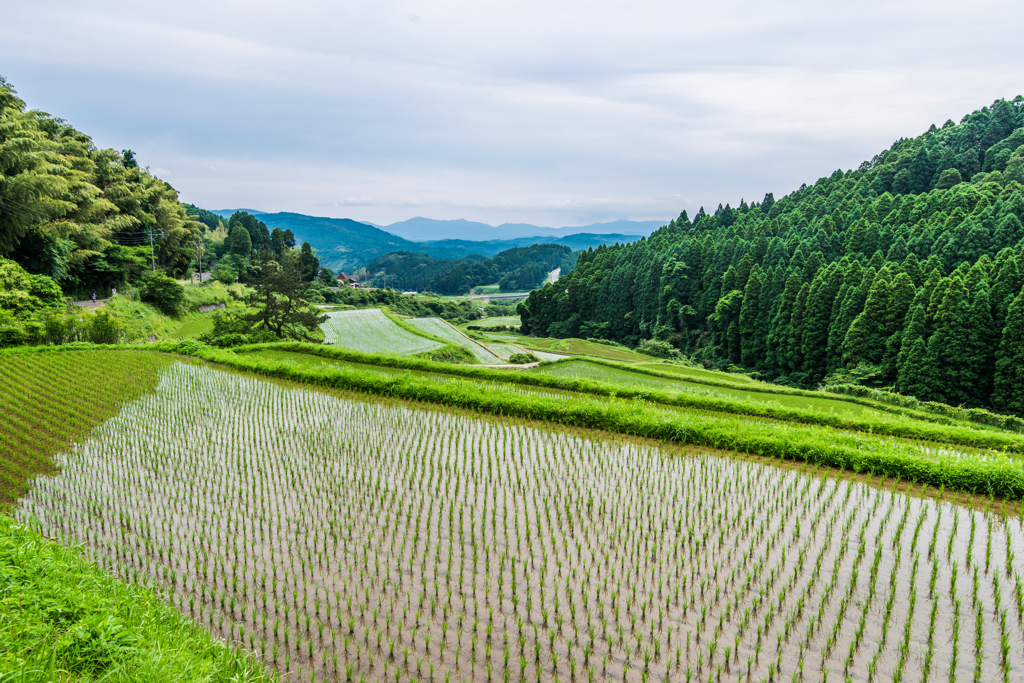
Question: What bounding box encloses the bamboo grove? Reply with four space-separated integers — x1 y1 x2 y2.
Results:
0 76 204 295
518 97 1024 415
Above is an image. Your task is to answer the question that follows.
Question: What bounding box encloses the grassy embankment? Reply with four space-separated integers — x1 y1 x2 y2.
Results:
0 516 272 681
228 343 1024 453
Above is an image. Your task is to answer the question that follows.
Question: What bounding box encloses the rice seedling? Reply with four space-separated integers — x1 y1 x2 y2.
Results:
11 362 1024 682
407 318 504 364
319 309 443 355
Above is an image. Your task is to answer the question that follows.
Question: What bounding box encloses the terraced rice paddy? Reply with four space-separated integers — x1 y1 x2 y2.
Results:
320 310 443 356
408 318 503 364
488 344 525 361
15 363 1024 683
0 350 173 507
533 361 887 417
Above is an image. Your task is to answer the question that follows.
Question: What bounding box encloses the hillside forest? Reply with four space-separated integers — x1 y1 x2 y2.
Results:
357 243 576 294
520 97 1024 414
0 77 204 297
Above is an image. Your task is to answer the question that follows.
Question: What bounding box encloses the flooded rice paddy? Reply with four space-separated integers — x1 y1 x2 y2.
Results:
16 363 1024 682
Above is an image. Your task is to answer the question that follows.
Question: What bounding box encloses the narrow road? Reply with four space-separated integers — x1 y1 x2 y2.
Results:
73 299 109 309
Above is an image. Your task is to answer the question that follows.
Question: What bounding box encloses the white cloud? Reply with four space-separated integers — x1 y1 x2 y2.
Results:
1 0 1021 225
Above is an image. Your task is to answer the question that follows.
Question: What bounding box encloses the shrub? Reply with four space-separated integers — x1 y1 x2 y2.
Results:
508 352 541 364
139 272 185 315
211 264 236 285
635 339 679 359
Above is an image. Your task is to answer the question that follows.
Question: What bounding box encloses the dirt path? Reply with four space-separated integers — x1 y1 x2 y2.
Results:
72 299 109 309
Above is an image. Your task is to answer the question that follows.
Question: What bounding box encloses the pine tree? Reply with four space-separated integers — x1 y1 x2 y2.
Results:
765 274 802 375
738 266 765 368
896 304 930 398
992 287 1024 415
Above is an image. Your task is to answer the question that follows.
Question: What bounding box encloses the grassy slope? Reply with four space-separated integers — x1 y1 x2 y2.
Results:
635 361 760 385
0 516 272 681
168 316 215 340
407 317 503 363
0 350 175 508
516 337 649 362
533 360 888 417
227 343 1024 452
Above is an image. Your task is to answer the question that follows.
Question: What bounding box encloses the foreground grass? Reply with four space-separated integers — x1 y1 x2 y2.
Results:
0 515 273 681
0 349 175 509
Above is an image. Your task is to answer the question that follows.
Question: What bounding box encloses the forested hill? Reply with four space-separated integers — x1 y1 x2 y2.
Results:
360 243 574 294
520 97 1024 415
0 77 203 296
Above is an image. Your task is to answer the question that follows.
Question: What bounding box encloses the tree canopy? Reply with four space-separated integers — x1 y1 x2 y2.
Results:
519 96 1024 414
0 77 204 296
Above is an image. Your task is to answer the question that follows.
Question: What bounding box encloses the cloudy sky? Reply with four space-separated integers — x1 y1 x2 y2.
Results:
2 0 1022 227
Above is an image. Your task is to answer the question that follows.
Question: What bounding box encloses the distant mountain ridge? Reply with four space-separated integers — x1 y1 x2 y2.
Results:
210 210 662 272
366 217 665 241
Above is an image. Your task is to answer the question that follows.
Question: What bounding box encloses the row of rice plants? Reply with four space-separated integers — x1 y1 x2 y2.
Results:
0 349 173 508
183 346 1024 497
320 310 444 355
17 362 1024 682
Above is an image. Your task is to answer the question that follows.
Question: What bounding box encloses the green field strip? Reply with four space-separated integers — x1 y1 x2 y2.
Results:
319 309 444 355
532 360 887 417
408 317 504 363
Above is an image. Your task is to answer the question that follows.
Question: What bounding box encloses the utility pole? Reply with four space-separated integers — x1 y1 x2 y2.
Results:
148 221 156 273
197 237 203 284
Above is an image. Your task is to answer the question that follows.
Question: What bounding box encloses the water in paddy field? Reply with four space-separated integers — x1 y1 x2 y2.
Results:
16 363 1024 683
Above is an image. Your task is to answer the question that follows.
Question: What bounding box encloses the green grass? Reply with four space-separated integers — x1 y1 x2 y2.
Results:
168 316 215 340
222 342 1024 452
635 360 760 385
320 309 444 355
0 515 272 681
471 315 520 327
533 360 886 416
517 337 651 362
408 317 503 363
0 350 174 509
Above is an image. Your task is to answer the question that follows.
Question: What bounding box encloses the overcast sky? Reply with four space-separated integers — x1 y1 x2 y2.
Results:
2 0 1022 227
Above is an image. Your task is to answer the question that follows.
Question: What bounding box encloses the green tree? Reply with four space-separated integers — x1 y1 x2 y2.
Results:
896 305 930 398
139 271 185 315
738 265 765 368
992 287 1024 415
232 249 327 340
228 224 252 257
299 242 319 282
